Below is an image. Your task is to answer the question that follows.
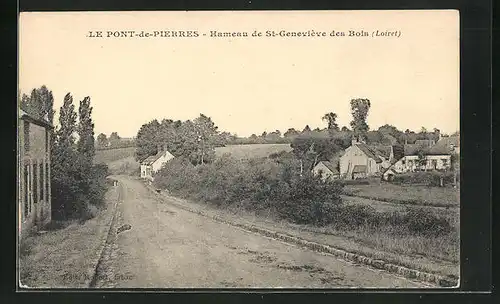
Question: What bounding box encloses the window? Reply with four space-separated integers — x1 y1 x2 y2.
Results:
45 130 49 152
442 159 448 167
402 159 406 165
40 162 44 201
24 164 29 218
23 121 30 152
33 161 38 203
432 159 438 169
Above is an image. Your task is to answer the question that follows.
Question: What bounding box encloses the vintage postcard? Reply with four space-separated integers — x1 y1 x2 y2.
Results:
18 10 460 289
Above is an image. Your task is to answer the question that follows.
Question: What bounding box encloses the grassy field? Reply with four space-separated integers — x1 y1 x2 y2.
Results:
94 147 136 164
19 186 118 288
215 144 292 160
343 180 460 208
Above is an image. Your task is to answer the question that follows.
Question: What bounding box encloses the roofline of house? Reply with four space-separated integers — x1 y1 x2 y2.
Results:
19 112 54 129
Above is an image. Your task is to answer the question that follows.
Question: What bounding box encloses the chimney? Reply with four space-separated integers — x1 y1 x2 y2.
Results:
359 136 365 144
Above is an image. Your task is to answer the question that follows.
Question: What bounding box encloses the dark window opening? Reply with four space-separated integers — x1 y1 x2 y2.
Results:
40 162 44 201
23 121 30 152
24 165 29 218
33 162 38 204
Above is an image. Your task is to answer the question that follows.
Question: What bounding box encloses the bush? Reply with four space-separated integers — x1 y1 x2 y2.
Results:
392 171 456 187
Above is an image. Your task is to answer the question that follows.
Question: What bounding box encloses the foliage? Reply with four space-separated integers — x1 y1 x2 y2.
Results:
19 85 55 124
77 97 95 163
322 112 339 131
96 133 108 148
391 171 457 187
349 98 371 136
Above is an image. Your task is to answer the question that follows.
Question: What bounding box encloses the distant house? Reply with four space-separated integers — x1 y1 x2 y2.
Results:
312 160 340 181
140 146 175 181
384 139 453 178
18 109 53 238
339 137 393 179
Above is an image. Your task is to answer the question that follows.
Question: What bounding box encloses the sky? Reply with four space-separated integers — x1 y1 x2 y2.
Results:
19 10 460 138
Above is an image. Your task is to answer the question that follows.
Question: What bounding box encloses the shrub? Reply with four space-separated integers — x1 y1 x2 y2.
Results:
392 171 456 187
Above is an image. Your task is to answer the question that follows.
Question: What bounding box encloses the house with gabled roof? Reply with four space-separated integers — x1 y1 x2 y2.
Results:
140 145 175 181
339 136 393 179
383 138 454 180
312 160 340 181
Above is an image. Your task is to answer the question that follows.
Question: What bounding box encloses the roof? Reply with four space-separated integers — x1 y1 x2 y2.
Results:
19 109 54 129
354 143 383 163
427 136 459 155
316 161 339 174
368 145 392 159
141 150 170 165
404 144 422 156
414 139 435 148
352 165 367 174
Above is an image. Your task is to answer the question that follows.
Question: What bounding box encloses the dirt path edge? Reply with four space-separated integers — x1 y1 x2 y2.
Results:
84 180 122 287
145 183 458 288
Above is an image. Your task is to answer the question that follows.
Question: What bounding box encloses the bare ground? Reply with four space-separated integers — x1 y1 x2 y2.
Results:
93 176 430 288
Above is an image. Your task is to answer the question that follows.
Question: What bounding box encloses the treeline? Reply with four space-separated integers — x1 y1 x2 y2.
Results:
20 86 109 221
96 132 135 150
135 114 221 165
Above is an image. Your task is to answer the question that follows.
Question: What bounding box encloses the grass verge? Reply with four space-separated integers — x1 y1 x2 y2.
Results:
19 187 118 288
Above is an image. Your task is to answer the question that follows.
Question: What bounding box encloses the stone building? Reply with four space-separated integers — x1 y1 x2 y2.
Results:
18 109 53 237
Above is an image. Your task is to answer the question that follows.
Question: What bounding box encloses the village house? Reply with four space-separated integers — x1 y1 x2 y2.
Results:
18 109 53 238
382 136 458 181
312 160 340 181
140 145 175 181
339 137 394 180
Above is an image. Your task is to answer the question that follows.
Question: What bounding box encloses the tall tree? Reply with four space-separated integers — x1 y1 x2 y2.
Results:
77 97 95 163
349 98 371 136
51 93 80 218
135 120 161 161
193 113 219 164
322 112 340 132
302 125 311 133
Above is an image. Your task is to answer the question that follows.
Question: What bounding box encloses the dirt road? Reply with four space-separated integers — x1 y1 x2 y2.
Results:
94 176 428 288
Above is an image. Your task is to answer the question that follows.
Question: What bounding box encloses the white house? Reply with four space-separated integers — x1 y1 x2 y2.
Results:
312 160 340 181
382 139 455 180
140 147 175 181
339 137 393 180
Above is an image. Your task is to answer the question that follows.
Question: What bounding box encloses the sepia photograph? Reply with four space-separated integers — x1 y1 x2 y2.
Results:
18 10 460 289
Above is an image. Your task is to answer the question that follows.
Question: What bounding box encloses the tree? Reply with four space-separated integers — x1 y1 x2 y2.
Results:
51 93 81 218
302 125 311 133
109 132 121 147
135 120 161 161
97 133 108 148
19 85 55 124
284 128 299 139
322 112 339 132
77 97 95 163
193 113 219 164
349 98 371 136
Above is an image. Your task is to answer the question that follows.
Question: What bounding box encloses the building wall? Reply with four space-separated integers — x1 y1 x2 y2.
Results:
392 155 452 173
151 151 175 173
19 119 51 238
140 164 153 180
339 145 379 179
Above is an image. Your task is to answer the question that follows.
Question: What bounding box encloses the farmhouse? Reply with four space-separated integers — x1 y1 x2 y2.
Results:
339 137 394 179
312 160 340 181
140 146 175 181
18 109 53 238
382 138 456 181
